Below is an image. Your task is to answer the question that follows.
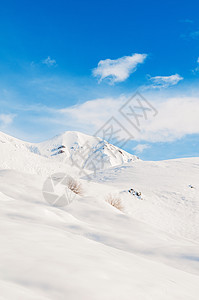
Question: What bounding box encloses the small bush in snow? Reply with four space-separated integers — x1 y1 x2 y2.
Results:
105 194 123 211
66 176 83 195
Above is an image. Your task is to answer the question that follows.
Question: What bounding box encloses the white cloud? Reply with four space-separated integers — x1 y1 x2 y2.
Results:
148 74 183 89
138 96 199 142
58 97 124 131
92 53 147 84
0 114 16 127
42 56 56 67
55 95 199 143
133 144 150 153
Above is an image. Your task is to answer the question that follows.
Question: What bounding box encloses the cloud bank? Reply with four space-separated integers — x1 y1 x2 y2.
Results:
55 95 199 143
93 53 147 84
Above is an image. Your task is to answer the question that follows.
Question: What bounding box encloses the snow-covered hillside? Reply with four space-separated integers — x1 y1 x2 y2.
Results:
0 131 137 176
0 131 199 300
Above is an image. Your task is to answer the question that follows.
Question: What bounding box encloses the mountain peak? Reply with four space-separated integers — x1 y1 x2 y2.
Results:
38 130 138 169
0 130 138 176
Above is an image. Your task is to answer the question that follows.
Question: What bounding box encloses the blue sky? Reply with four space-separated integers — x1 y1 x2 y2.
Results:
0 0 199 160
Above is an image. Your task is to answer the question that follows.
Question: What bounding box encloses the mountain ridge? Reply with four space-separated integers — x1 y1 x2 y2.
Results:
0 130 138 176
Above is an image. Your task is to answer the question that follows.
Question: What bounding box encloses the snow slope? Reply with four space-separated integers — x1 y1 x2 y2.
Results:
0 131 199 300
0 131 137 176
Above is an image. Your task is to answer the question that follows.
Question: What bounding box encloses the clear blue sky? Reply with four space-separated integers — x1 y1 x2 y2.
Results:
0 0 199 160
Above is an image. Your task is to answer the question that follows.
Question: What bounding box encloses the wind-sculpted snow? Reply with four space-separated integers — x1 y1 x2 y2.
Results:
0 131 199 299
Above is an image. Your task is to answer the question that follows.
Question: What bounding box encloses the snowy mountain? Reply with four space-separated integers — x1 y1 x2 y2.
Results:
0 130 137 176
0 130 199 300
38 131 138 170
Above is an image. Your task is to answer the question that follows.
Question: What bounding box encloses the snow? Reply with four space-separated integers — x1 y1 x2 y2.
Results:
0 131 199 299
0 130 137 177
38 131 137 169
